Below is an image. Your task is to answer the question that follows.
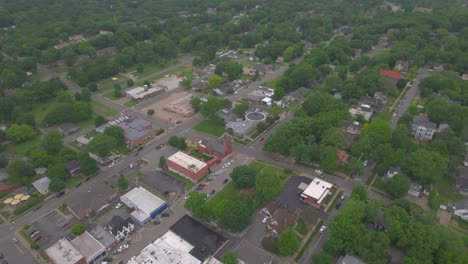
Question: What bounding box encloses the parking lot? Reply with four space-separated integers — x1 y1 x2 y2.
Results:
276 176 312 214
32 210 74 249
140 171 186 197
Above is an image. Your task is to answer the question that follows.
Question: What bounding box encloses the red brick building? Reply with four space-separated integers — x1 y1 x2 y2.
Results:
197 137 232 159
298 178 333 208
167 151 210 182
380 69 401 88
117 118 159 146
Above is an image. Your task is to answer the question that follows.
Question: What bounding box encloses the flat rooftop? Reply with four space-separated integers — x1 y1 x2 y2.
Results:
128 231 200 264
45 239 84 264
71 231 105 262
117 118 156 141
301 178 333 204
168 151 208 173
126 86 165 100
120 187 166 221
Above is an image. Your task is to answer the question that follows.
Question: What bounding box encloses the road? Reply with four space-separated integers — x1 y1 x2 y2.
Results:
391 68 429 129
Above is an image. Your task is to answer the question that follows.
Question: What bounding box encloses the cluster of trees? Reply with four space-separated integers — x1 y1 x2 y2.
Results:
265 92 363 175
420 71 468 105
214 60 243 81
185 164 284 232
167 136 187 150
43 99 93 126
313 186 468 264
87 126 126 158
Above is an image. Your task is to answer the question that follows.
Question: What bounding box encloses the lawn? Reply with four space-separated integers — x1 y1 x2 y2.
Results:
134 59 179 79
295 218 308 236
188 148 213 162
435 178 464 203
251 160 291 183
206 182 245 207
124 100 138 107
192 119 226 137
8 138 42 156
91 100 118 117
103 90 121 100
136 65 193 85
295 220 324 262
65 176 85 188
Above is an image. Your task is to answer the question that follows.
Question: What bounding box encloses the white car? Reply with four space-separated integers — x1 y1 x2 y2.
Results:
363 160 368 167
392 112 397 117
314 169 323 175
262 217 268 223
319 225 327 234
108 162 116 168
115 202 123 209
122 244 129 249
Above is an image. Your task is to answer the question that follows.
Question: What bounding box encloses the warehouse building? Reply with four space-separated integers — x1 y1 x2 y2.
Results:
120 187 168 225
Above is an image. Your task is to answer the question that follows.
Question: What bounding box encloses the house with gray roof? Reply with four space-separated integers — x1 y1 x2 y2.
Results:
32 177 51 195
411 115 438 141
336 255 366 264
117 118 159 146
88 224 117 250
454 199 468 220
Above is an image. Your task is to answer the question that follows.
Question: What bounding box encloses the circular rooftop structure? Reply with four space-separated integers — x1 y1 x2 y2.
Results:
246 112 266 122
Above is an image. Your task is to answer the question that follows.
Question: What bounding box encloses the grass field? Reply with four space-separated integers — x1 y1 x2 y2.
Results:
206 182 245 207
192 119 225 137
295 218 308 236
251 160 291 183
136 65 192 85
91 100 118 117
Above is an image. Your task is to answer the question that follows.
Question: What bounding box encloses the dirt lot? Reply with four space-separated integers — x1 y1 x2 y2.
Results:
139 91 194 124
152 75 183 91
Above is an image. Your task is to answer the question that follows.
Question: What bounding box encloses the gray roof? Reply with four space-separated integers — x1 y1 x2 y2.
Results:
337 255 367 264
32 177 51 194
287 87 309 100
109 216 134 236
0 169 9 181
117 118 156 141
455 199 468 210
88 224 116 249
65 160 80 171
412 115 437 129
58 122 79 133
35 167 47 175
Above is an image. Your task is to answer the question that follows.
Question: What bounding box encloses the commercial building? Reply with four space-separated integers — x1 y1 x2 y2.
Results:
71 231 107 264
197 137 232 159
45 239 86 264
299 178 333 207
108 215 135 241
125 85 166 100
116 118 159 146
120 187 168 225
226 111 267 138
88 224 117 250
128 231 201 264
167 151 210 182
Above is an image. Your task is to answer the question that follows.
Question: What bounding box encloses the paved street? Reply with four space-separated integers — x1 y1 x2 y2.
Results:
391 67 430 129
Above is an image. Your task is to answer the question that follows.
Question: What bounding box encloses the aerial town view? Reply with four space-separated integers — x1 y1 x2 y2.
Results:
0 0 467 264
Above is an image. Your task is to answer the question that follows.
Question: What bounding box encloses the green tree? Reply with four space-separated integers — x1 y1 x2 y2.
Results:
42 131 63 154
200 97 223 120
95 115 107 127
6 159 34 184
233 101 249 118
136 64 144 74
81 88 91 101
384 174 410 199
73 101 92 121
277 227 300 256
159 156 166 169
405 149 448 184
118 174 129 190
184 192 210 219
104 126 125 144
220 197 253 232
126 79 134 87
147 109 155 115
168 136 187 150
71 224 85 236
6 124 36 143
311 251 334 264
190 97 201 112
77 151 98 175
255 171 282 202
230 165 256 188
222 251 238 264
351 185 368 201
30 148 52 167
49 178 66 192
208 75 224 88
87 83 98 92
87 135 117 157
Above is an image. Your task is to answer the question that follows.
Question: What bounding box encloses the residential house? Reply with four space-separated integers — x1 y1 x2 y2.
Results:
261 202 296 237
456 167 468 196
342 120 362 146
373 92 388 105
32 177 51 195
337 149 350 165
299 178 333 207
58 122 80 135
65 160 81 176
99 30 113 35
349 104 374 121
197 137 232 159
74 54 91 66
336 255 367 264
380 69 401 88
0 169 9 182
414 7 433 12
454 200 468 220
411 115 437 141
96 47 118 56
359 96 385 111
108 216 135 241
248 64 269 76
276 56 284 63
408 182 422 197
34 167 47 176
284 87 309 102
394 60 409 75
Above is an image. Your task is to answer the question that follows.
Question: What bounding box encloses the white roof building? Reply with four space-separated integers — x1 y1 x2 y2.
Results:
128 231 201 264
71 231 106 264
45 239 85 264
167 151 208 174
300 178 333 205
120 187 167 225
125 85 166 100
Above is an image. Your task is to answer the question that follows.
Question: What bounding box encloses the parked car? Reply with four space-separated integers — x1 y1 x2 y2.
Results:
195 187 203 191
115 202 123 209
153 220 161 225
363 160 368 167
210 190 216 195
314 169 323 175
156 144 165 149
198 183 206 187
74 182 82 188
137 147 143 151
262 217 268 223
56 191 65 197
223 179 229 184
319 225 327 233
206 178 213 182
161 213 170 217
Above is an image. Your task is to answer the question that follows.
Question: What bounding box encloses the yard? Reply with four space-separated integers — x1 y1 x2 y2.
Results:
188 148 213 162
192 119 226 138
136 65 193 85
91 100 118 117
206 182 245 208
251 160 291 183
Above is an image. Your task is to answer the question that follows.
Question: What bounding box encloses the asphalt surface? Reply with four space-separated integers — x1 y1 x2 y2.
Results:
391 68 430 129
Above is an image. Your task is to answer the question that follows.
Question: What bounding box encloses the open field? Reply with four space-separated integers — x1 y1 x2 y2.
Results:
192 119 225 137
139 91 194 124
